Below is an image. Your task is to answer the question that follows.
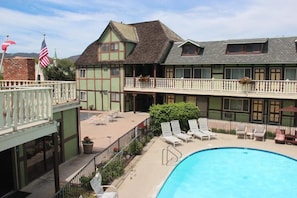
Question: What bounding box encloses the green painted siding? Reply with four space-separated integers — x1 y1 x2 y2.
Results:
175 95 184 102
209 97 221 109
111 78 120 91
64 138 78 161
79 79 87 90
87 80 95 90
63 109 78 139
87 92 96 109
126 43 135 56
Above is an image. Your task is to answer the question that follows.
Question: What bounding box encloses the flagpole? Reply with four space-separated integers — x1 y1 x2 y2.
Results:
0 35 9 74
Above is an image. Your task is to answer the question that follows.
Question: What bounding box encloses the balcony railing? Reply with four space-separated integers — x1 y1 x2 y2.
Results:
0 80 77 104
0 80 77 132
124 77 297 99
0 86 53 131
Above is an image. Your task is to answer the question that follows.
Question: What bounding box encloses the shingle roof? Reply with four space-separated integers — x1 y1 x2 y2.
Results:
75 20 183 66
109 21 139 43
75 41 99 66
163 36 297 65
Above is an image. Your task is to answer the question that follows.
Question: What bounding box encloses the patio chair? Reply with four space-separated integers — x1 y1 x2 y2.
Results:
236 123 247 139
188 119 210 140
274 129 285 144
170 120 193 143
254 126 266 141
197 118 217 139
161 122 183 146
90 172 118 198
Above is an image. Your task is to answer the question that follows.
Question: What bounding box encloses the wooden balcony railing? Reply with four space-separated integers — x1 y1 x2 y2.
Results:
0 80 77 133
0 80 77 104
124 77 297 99
0 86 53 131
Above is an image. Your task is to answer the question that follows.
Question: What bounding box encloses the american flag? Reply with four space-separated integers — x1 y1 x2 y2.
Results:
39 39 50 67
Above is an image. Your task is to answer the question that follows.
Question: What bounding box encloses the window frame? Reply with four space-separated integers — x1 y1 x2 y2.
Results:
193 68 211 79
111 66 120 76
225 68 251 79
223 98 249 112
79 91 87 101
175 68 192 78
101 43 109 53
111 92 120 102
79 69 86 78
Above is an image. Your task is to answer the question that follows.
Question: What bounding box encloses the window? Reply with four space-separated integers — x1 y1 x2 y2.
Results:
80 91 87 101
111 93 120 102
80 69 86 78
225 68 251 79
175 68 191 78
223 98 249 112
285 68 297 80
111 67 120 76
252 99 264 122
226 43 267 54
181 44 203 56
166 95 174 103
110 43 119 51
193 68 211 78
269 100 280 123
101 43 109 52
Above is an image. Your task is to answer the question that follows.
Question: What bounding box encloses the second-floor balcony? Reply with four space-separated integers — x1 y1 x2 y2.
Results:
124 77 297 99
0 80 77 136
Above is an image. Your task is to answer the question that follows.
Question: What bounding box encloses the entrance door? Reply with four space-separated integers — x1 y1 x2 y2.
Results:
0 149 14 196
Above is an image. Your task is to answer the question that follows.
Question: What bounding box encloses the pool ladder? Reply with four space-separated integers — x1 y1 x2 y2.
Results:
162 145 182 165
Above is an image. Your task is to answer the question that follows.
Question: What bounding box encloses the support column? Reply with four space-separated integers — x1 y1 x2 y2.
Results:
52 133 60 192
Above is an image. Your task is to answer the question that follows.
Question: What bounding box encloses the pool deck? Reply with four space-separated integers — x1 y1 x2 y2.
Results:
21 112 297 197
115 133 297 198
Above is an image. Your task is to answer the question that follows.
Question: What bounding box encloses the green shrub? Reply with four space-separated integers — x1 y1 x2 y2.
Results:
149 102 200 135
79 174 94 190
129 140 143 155
266 131 274 139
98 159 124 185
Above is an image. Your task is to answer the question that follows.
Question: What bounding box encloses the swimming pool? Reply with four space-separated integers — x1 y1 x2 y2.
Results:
157 147 297 198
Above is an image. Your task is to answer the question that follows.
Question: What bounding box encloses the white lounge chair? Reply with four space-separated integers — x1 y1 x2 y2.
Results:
254 126 266 141
161 122 183 146
188 119 209 140
197 118 217 139
170 120 193 143
90 172 118 198
236 123 247 139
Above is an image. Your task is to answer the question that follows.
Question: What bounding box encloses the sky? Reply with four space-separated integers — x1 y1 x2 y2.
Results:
0 0 297 58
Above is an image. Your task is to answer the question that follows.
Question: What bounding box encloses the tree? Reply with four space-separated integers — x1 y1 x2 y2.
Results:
43 58 75 80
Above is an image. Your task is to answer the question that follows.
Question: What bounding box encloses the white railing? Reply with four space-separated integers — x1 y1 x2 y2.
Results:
0 80 77 104
0 86 53 131
125 77 297 95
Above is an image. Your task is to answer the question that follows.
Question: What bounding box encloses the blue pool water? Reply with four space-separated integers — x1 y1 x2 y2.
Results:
157 147 297 198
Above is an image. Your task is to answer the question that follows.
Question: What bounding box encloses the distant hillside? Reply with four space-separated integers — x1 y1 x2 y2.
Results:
0 53 80 62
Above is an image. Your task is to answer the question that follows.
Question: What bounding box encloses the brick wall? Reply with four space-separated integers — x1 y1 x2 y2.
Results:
3 57 36 80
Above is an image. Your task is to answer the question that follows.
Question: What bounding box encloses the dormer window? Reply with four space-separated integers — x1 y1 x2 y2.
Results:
182 44 202 55
178 39 204 56
226 39 268 54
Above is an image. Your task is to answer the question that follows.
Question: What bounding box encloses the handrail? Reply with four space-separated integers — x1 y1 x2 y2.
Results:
162 145 182 165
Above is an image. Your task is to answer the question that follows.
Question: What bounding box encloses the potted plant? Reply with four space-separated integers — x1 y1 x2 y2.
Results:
82 136 94 154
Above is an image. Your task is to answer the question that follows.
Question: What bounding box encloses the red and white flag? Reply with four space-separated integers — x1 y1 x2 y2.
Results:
39 39 50 67
2 40 16 51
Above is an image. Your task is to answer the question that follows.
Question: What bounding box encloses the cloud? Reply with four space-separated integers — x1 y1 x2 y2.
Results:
1 0 297 58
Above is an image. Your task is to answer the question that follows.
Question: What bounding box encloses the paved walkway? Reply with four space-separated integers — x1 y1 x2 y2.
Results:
22 111 149 198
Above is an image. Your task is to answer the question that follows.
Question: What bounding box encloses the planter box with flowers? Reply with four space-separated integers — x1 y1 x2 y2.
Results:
138 75 150 82
82 136 94 154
